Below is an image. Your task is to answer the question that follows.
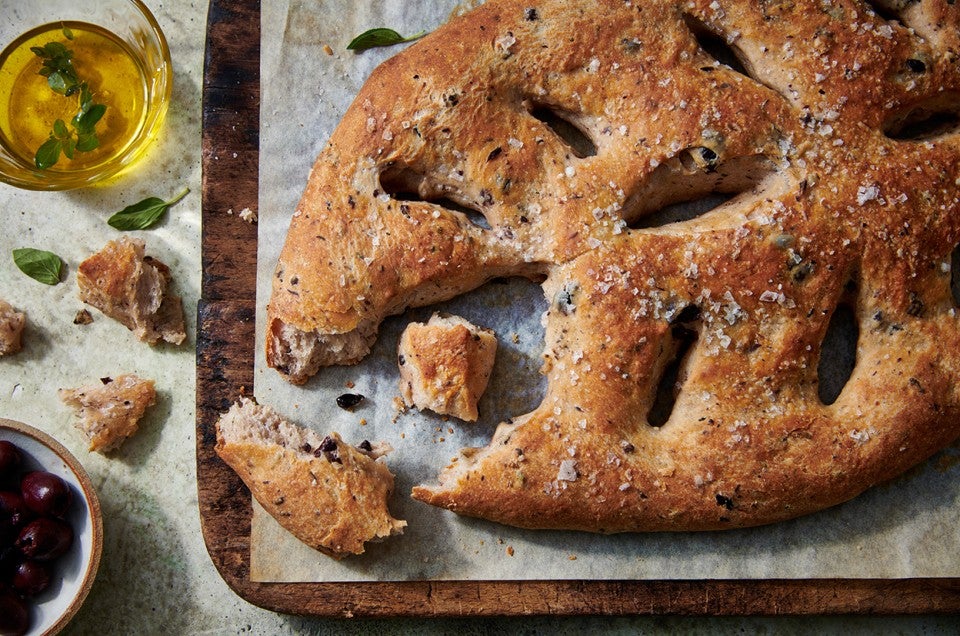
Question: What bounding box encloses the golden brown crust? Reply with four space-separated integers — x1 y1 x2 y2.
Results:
59 374 157 453
214 399 406 558
0 300 25 356
77 237 186 346
271 0 960 531
398 313 497 421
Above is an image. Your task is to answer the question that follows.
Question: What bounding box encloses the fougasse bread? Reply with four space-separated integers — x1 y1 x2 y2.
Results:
267 0 960 531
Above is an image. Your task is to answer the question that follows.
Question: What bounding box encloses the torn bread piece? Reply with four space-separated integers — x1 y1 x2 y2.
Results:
215 398 406 559
0 300 25 356
77 237 186 345
398 313 497 422
59 374 157 453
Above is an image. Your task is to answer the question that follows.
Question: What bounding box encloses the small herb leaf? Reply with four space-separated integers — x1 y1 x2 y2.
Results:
347 28 426 52
79 84 93 110
45 42 68 57
107 188 190 231
75 133 98 152
53 118 69 139
35 138 62 169
31 40 104 168
47 72 69 95
74 103 106 134
12 248 64 285
62 136 77 159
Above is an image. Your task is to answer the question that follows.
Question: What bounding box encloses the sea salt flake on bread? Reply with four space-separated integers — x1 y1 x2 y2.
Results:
215 398 406 558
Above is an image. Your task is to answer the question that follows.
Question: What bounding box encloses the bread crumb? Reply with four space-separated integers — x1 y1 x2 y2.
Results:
226 207 258 223
73 309 93 325
323 43 333 56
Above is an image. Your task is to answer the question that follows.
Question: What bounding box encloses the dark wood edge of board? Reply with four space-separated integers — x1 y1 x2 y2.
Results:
196 0 960 617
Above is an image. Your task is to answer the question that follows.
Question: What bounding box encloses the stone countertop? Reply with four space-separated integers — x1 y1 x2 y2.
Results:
0 1 956 633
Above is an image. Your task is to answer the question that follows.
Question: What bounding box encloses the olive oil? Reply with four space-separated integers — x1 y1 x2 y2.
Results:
0 21 148 171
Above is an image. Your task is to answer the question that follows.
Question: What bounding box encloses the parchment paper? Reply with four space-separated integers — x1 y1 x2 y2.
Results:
254 0 960 582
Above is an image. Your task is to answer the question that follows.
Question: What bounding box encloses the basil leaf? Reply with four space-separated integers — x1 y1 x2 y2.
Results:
35 138 62 169
107 188 190 231
12 248 63 285
347 28 426 52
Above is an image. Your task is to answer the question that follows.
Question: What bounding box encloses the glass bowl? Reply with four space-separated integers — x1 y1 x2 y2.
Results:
0 0 172 190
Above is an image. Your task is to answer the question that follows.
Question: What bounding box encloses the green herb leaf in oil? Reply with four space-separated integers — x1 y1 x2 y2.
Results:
107 188 190 231
31 41 80 96
347 28 426 52
74 103 106 135
12 248 64 285
35 137 62 168
31 40 107 169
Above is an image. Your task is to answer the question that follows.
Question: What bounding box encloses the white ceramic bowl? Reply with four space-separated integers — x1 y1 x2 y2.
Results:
0 418 103 636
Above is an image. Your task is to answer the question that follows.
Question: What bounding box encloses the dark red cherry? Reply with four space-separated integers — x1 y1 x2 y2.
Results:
12 559 51 597
15 517 73 561
0 587 30 635
0 491 32 528
20 471 72 519
0 442 21 482
0 546 19 579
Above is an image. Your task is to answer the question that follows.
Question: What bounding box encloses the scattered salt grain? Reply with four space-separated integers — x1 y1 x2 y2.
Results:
557 460 578 482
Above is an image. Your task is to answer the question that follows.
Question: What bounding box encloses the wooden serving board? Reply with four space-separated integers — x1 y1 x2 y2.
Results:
195 0 960 616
